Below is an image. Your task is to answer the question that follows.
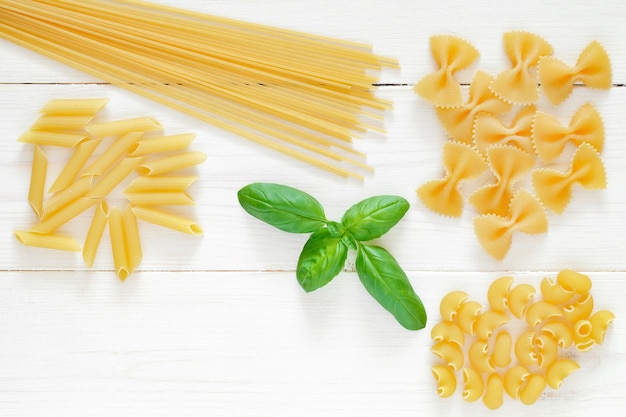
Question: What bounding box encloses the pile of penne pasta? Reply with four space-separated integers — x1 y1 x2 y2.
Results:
14 98 206 280
431 270 614 409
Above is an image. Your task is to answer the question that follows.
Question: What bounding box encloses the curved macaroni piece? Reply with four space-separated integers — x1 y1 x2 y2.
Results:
515 330 539 367
532 143 606 214
417 142 488 217
504 365 530 399
546 358 580 389
473 189 548 260
562 293 594 323
519 374 546 405
469 340 494 374
589 310 616 344
508 283 536 319
540 277 575 304
526 301 562 327
475 310 510 340
432 365 457 398
439 290 469 321
414 35 480 108
541 319 574 349
491 31 553 104
457 300 483 335
488 276 514 312
491 330 513 368
573 319 595 351
436 71 512 143
557 269 593 294
533 333 559 368
431 321 465 347
469 145 535 216
532 102 604 163
462 367 484 402
431 341 464 371
538 40 611 105
482 373 505 410
473 105 536 155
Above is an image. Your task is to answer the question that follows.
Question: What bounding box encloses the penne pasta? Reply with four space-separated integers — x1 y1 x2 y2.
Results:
128 133 196 156
136 151 207 176
432 365 456 398
30 197 98 234
31 115 94 131
461 367 484 402
14 230 81 252
108 207 129 280
131 206 203 236
83 200 109 268
40 98 109 116
18 130 89 147
123 191 195 206
84 116 163 137
48 137 102 193
43 176 92 219
124 175 197 193
86 157 145 199
28 146 47 218
82 132 144 176
121 206 142 273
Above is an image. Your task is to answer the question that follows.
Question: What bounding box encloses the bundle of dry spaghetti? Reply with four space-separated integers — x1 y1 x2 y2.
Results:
0 0 397 179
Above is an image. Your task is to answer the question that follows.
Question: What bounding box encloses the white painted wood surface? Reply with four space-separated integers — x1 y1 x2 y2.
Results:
1 1 625 416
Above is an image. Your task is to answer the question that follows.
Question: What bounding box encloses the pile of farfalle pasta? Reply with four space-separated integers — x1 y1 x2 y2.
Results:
15 98 206 280
415 32 610 259
431 270 615 410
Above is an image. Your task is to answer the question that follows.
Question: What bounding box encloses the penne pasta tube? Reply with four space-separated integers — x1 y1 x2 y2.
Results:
43 176 92 219
31 197 98 234
18 130 89 147
128 133 196 156
131 206 203 236
86 157 145 198
83 200 109 268
124 191 195 206
108 206 129 280
121 206 142 273
28 146 47 218
40 98 109 116
48 137 102 193
83 132 144 176
31 115 94 131
14 230 81 252
136 151 207 176
85 117 162 137
124 175 197 193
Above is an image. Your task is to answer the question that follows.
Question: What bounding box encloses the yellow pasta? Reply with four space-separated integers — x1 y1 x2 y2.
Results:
541 319 574 349
515 330 539 368
439 290 469 321
503 365 529 400
128 133 196 156
14 230 81 252
532 333 558 368
48 137 102 193
431 341 464 371
518 374 546 405
430 321 464 347
562 293 594 323
482 373 504 410
18 130 89 148
557 269 593 294
540 277 575 305
491 331 512 368
589 310 615 344
82 200 109 268
83 132 144 176
31 115 94 131
526 301 562 327
508 283 536 319
573 319 595 351
123 192 195 206
84 117 163 137
475 310 510 340
473 105 536 155
30 197 98 235
108 206 129 280
28 146 47 218
124 176 198 193
131 206 203 236
456 300 483 335
461 367 484 402
488 276 514 312
43 176 92 219
86 157 146 199
136 151 207 176
546 358 580 389
468 340 494 374
432 365 457 398
39 98 109 116
121 206 142 274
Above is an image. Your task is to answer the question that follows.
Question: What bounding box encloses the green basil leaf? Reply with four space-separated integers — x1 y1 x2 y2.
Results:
355 244 426 330
297 228 348 292
341 196 409 241
238 183 327 233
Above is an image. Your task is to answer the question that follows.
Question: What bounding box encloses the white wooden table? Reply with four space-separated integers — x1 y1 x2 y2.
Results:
1 1 625 416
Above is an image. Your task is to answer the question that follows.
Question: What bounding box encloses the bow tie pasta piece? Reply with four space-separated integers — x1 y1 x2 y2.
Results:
491 32 553 104
538 40 611 105
436 71 513 144
418 142 488 217
532 143 606 213
469 145 536 216
415 35 480 108
532 102 604 163
474 189 548 260
473 105 536 155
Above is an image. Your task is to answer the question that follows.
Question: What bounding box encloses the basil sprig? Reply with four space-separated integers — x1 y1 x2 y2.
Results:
238 182 426 330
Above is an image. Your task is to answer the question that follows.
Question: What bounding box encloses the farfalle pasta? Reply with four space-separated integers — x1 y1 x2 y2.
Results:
538 40 612 105
533 102 604 163
414 35 480 108
491 32 553 104
473 105 536 155
431 271 615 410
532 143 607 214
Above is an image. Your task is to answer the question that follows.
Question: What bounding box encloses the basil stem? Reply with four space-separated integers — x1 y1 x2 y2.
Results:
297 228 348 292
341 195 409 241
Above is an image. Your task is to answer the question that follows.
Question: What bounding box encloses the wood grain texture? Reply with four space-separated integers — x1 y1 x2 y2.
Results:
0 0 625 415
